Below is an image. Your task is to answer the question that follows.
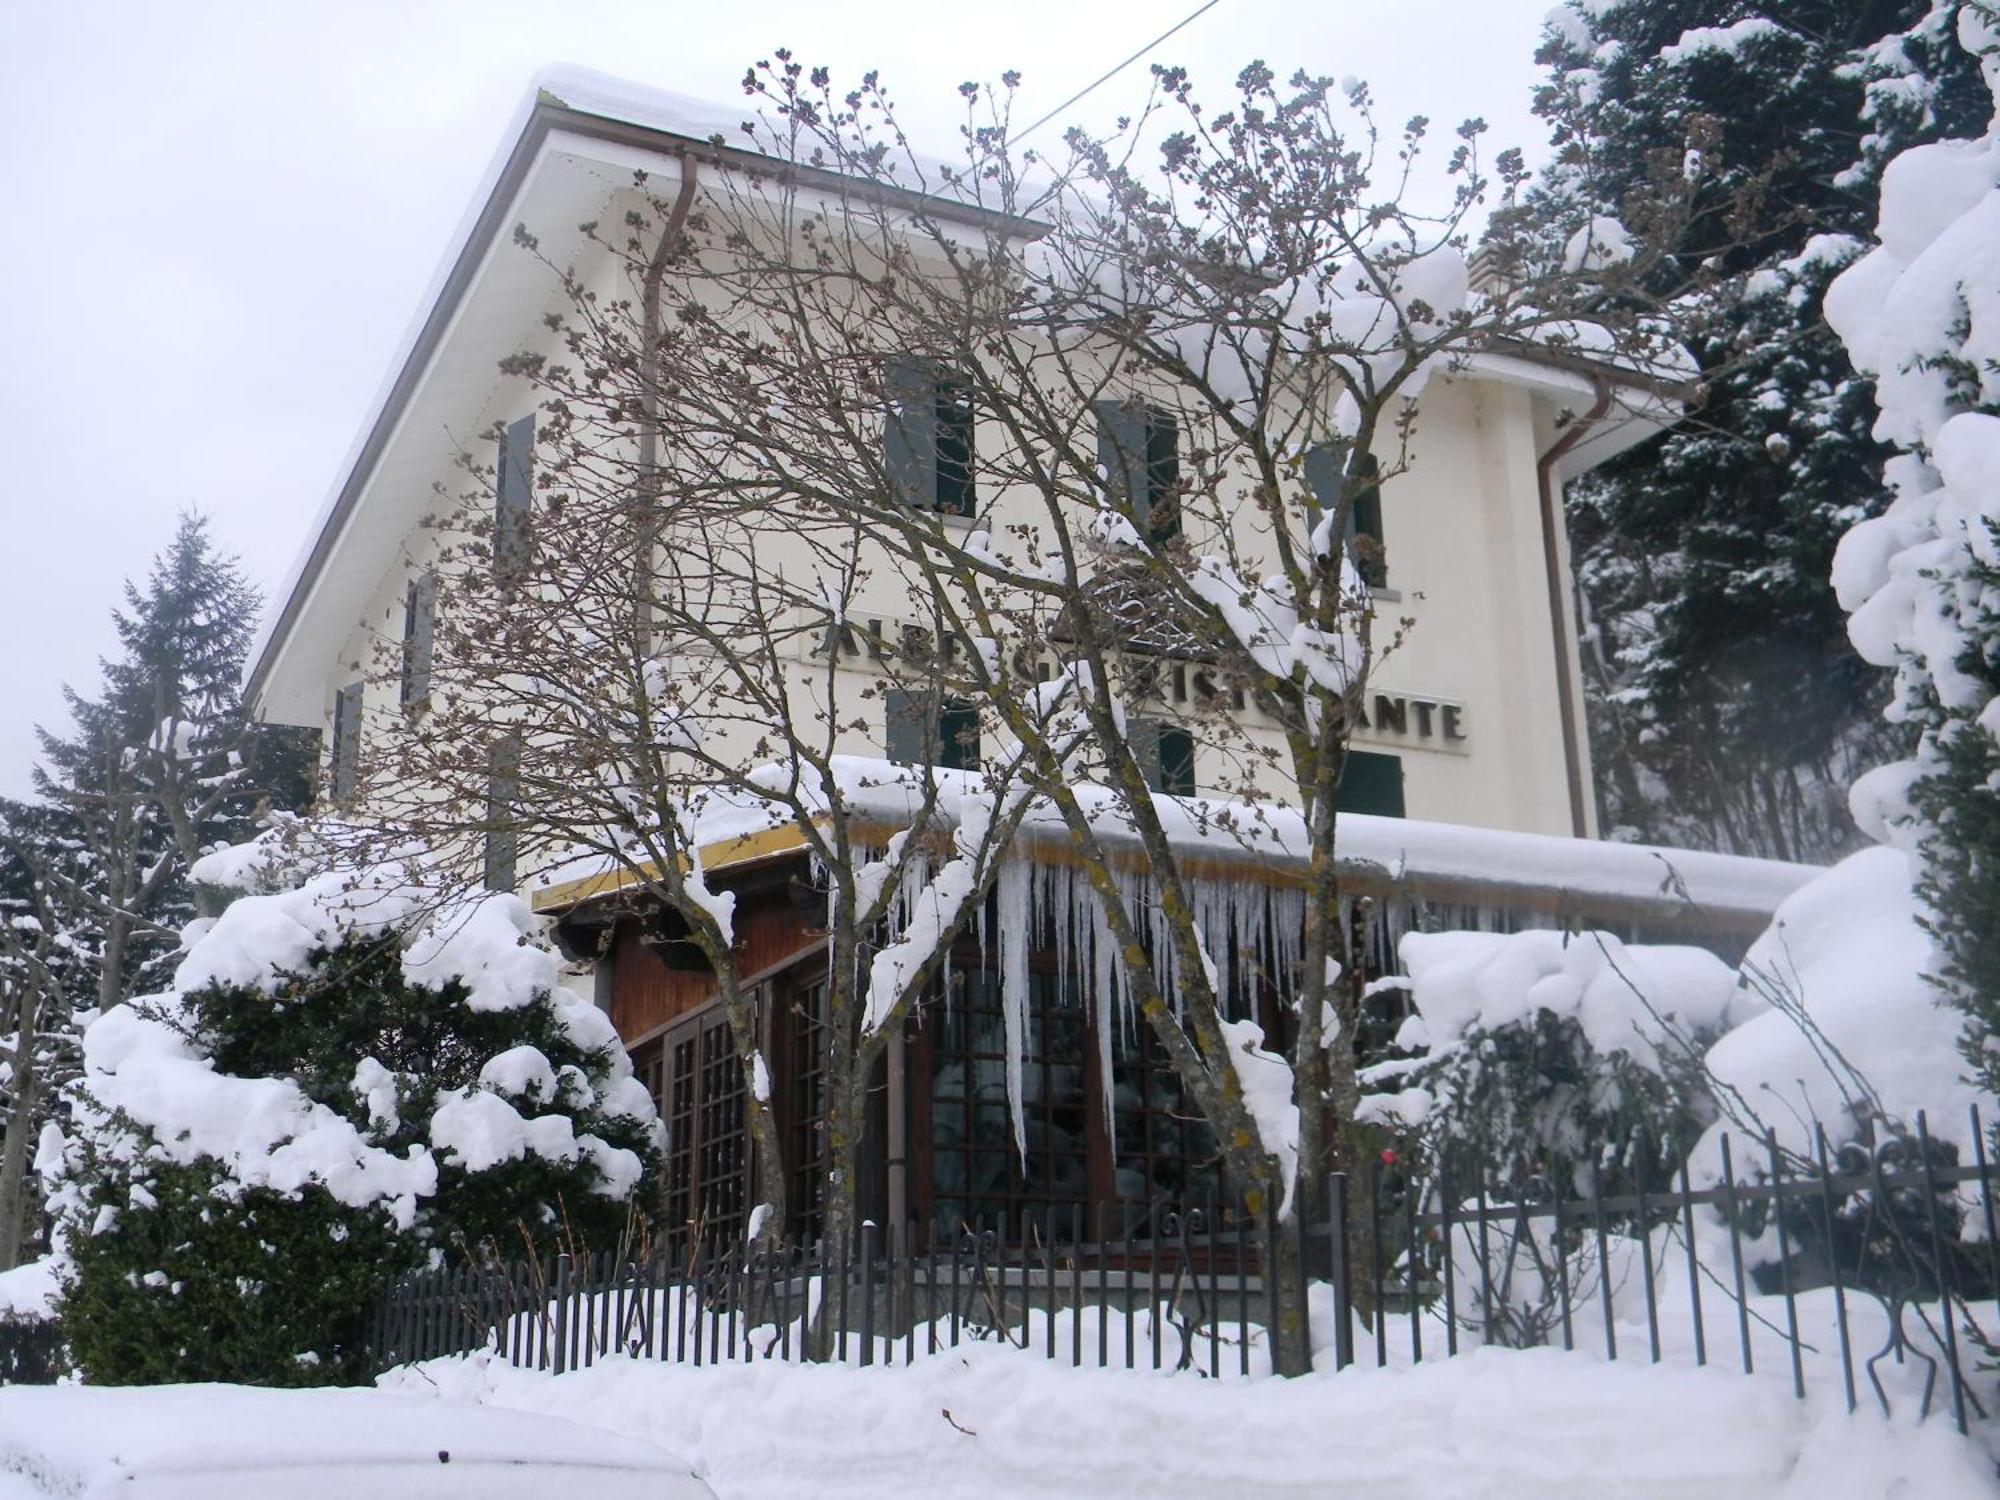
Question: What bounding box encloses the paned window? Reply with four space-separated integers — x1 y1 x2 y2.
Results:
1337 749 1405 818
1130 718 1197 796
885 689 981 771
927 971 1091 1242
1095 399 1180 544
885 357 975 516
1304 442 1386 587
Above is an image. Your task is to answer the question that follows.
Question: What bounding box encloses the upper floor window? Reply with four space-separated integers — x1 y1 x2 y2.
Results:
1095 399 1180 545
1130 718 1197 797
1304 443 1386 588
329 681 363 806
885 688 981 771
1336 748 1404 818
885 358 975 517
484 734 521 891
400 572 436 710
495 414 534 581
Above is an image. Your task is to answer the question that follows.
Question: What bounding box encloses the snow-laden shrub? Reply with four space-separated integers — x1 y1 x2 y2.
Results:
1822 6 2000 1090
1363 929 1747 1199
40 837 662 1385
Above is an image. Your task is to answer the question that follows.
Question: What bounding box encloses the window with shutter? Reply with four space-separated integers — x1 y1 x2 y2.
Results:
400 572 436 709
1336 749 1404 818
937 697 980 771
329 682 363 806
495 414 534 581
1095 400 1179 543
884 686 930 766
1130 718 1196 796
1304 442 1386 587
886 358 975 515
885 688 979 769
484 734 521 891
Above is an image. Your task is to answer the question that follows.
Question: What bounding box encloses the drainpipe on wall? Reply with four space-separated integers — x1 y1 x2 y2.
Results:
635 151 700 652
1535 377 1613 840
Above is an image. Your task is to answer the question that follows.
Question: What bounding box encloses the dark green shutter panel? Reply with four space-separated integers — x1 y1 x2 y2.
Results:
485 735 521 891
1128 718 1163 791
937 698 980 770
401 573 436 707
885 357 939 509
884 687 929 765
1337 749 1404 818
496 414 534 578
331 682 363 805
1158 726 1196 797
1144 409 1180 542
1095 400 1148 517
1302 442 1340 516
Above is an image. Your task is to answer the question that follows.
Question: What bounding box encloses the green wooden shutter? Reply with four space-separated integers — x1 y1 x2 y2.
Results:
1095 400 1149 518
485 734 521 891
1337 749 1404 818
331 682 363 805
1157 725 1196 797
1145 408 1180 543
496 414 534 579
1128 717 1163 790
885 357 939 509
401 573 436 708
884 687 929 765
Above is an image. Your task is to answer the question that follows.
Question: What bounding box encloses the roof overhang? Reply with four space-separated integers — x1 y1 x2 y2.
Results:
245 80 1046 728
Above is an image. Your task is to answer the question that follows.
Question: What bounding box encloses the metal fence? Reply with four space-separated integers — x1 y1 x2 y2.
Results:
373 1109 1998 1434
0 1319 66 1386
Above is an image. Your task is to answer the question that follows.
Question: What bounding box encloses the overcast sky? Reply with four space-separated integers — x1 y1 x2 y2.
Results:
0 0 1556 797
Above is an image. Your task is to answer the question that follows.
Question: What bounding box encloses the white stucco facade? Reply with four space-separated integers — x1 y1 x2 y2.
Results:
246 75 1676 852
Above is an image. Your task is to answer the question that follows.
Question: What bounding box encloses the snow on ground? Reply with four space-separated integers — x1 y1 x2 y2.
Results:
0 1383 708 1499
386 1334 1997 1500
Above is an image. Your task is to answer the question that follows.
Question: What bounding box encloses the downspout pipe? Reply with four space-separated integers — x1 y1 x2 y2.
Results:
1535 377 1614 840
635 151 700 651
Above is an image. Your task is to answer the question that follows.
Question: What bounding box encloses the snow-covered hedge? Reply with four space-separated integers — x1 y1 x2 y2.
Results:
40 833 662 1385
1823 6 2000 1083
1362 929 1746 1197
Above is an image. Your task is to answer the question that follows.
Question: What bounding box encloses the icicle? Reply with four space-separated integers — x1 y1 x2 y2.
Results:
995 858 1032 1165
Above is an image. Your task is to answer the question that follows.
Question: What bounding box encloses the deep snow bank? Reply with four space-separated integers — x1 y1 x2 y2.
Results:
388 1340 1996 1500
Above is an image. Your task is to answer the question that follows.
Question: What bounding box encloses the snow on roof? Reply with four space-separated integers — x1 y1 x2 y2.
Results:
530 755 1816 928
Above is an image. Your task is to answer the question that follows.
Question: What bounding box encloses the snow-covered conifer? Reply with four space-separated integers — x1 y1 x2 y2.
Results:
1523 1 1989 861
43 836 662 1384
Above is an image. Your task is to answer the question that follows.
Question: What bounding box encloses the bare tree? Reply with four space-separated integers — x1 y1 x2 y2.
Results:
352 53 1705 1373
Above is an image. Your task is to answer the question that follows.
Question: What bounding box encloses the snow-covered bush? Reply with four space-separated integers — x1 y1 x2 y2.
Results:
1364 929 1746 1198
1823 6 2000 1087
41 840 662 1385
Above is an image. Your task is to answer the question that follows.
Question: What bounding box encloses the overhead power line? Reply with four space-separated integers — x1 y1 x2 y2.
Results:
1015 0 1227 143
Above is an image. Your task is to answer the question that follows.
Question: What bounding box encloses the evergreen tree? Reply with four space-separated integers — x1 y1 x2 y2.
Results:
26 514 311 1013
1820 5 2000 1082
0 799 88 1271
47 867 663 1386
1522 1 1988 861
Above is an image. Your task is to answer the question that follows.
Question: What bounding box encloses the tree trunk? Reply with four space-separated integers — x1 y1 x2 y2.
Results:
0 995 41 1272
810 1076 868 1361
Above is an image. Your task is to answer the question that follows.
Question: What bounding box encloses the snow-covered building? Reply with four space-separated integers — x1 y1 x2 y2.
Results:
243 71 1817 1244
